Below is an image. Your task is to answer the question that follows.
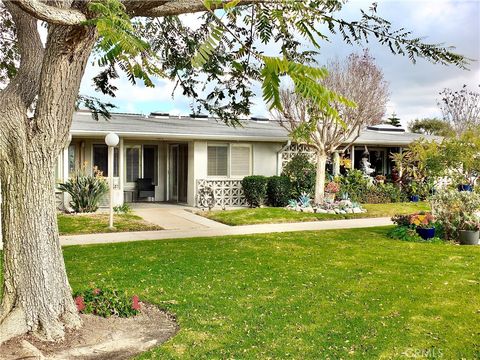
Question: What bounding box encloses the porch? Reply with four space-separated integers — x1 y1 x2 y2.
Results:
59 137 192 207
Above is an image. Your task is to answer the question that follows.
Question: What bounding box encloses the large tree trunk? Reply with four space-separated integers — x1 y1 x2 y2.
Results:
0 5 97 342
314 151 328 204
0 148 80 342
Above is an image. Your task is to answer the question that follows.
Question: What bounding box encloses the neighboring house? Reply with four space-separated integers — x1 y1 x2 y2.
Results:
57 111 438 208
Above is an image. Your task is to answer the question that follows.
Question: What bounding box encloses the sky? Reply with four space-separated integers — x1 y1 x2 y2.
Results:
78 0 480 128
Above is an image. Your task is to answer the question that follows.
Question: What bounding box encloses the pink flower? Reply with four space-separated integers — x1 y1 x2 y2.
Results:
92 288 101 295
132 295 141 311
75 296 85 312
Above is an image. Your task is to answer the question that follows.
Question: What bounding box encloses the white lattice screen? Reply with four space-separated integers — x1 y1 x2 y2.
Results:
196 179 247 208
280 143 317 169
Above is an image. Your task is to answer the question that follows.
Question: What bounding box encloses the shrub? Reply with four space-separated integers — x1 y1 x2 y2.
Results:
241 175 268 207
267 176 292 207
113 203 132 214
281 154 316 198
430 189 480 240
338 170 369 202
58 167 108 213
73 288 141 318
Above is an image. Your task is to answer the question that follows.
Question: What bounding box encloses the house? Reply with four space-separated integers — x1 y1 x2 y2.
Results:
57 111 438 208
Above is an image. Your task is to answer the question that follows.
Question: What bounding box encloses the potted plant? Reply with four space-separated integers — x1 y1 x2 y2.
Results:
324 181 340 203
409 212 436 240
409 182 420 202
458 217 480 245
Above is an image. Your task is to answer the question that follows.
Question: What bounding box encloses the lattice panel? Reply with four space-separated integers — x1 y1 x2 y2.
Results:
280 143 317 169
280 143 332 171
197 179 248 208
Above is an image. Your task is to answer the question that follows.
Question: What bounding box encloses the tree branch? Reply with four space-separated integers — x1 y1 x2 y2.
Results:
133 0 267 17
10 0 86 25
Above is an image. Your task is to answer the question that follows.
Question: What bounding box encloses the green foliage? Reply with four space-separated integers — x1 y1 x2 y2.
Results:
281 154 316 198
113 203 132 214
86 0 163 92
241 175 268 207
430 189 480 240
58 169 108 213
408 118 455 137
73 288 140 318
266 176 292 207
338 170 369 202
386 112 401 127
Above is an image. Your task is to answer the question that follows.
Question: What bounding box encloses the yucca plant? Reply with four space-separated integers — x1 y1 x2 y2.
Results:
58 167 109 213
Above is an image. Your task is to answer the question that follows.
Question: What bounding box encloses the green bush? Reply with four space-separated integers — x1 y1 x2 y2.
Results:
58 168 108 213
73 288 141 318
430 189 480 240
113 203 132 214
338 170 369 202
281 154 316 198
241 175 268 207
267 176 292 207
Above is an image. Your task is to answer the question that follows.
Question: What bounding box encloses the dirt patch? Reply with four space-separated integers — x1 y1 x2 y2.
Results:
0 303 178 359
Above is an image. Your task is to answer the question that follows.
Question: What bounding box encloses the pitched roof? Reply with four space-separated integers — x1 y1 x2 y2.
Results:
70 111 441 145
70 111 288 142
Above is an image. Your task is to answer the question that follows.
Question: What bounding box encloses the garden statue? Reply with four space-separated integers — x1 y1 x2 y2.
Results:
360 148 375 178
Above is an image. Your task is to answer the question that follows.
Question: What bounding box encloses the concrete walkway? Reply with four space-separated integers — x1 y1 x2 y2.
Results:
132 205 228 230
60 216 393 246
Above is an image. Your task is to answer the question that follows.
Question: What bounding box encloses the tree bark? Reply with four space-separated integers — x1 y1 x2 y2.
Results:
0 148 80 342
314 151 328 204
0 10 97 342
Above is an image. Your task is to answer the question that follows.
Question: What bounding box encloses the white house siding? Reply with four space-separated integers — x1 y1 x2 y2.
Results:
253 142 284 176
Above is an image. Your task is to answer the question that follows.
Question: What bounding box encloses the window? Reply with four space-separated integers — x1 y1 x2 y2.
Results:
230 145 251 176
208 145 228 176
126 146 141 182
68 144 76 175
207 144 252 177
93 144 118 177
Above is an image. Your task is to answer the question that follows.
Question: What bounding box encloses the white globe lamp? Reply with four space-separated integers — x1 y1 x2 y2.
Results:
105 132 119 147
105 132 119 229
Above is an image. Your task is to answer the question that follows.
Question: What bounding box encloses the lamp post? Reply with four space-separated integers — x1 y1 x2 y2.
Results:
105 132 119 229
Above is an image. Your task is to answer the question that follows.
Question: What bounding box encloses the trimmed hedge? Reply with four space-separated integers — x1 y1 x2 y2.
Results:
241 175 268 207
267 176 292 207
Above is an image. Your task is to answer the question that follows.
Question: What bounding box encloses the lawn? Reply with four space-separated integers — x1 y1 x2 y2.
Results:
58 213 162 235
62 227 479 359
200 202 431 226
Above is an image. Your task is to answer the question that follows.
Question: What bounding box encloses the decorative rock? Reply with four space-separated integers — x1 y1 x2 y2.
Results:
339 210 347 214
303 207 314 213
316 208 328 214
327 210 336 214
353 207 362 214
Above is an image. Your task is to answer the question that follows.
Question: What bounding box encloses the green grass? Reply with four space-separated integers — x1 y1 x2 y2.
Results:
62 227 479 359
200 202 430 226
58 213 162 235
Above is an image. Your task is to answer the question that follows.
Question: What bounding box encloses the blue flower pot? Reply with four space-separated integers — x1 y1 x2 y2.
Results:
458 184 473 192
416 227 435 240
410 195 419 202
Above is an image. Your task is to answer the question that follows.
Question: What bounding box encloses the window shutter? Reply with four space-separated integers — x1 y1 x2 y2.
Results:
208 146 228 176
231 146 251 176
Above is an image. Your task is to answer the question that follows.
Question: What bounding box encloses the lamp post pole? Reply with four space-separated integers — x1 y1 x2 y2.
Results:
105 133 119 229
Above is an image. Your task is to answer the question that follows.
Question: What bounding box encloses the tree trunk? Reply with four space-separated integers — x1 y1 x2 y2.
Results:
0 150 80 343
314 151 328 204
0 14 97 342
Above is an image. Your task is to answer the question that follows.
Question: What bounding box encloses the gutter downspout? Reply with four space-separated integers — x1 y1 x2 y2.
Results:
276 140 292 175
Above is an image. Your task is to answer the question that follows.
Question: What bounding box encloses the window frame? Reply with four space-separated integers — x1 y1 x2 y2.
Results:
125 144 142 184
207 143 252 179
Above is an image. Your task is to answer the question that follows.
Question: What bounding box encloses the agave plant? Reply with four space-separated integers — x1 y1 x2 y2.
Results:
58 167 108 213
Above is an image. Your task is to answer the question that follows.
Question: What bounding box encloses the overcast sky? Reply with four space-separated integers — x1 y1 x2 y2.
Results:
79 0 480 128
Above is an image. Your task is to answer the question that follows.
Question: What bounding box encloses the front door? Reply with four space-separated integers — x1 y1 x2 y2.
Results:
169 144 188 203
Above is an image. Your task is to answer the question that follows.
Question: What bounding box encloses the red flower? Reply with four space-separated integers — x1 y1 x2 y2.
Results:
132 295 141 311
75 296 85 312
